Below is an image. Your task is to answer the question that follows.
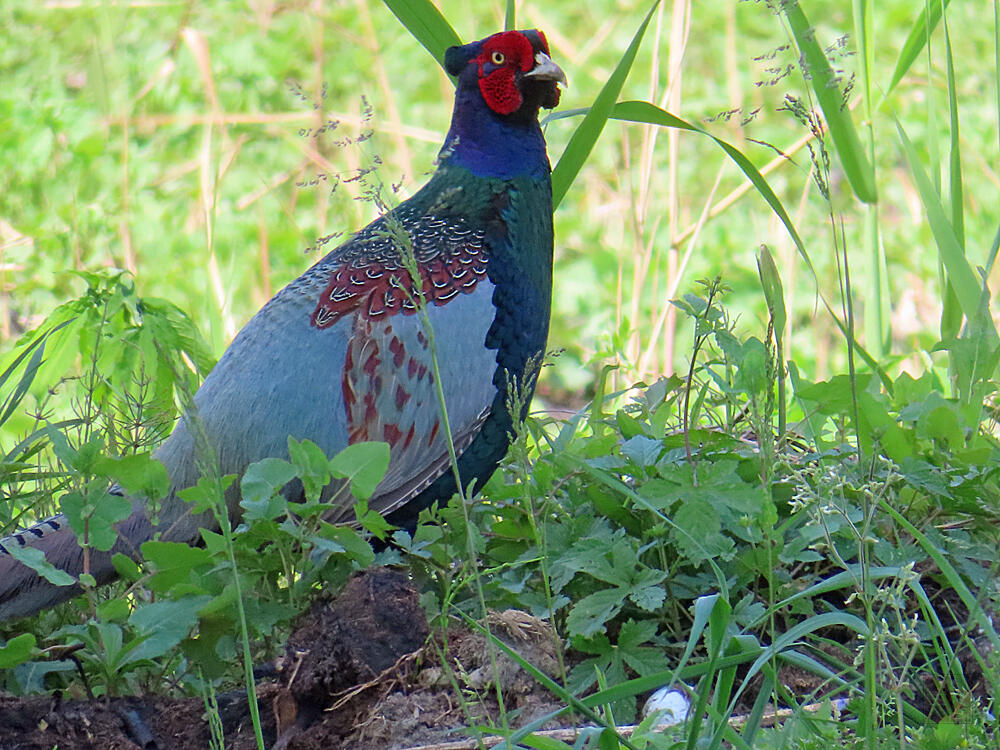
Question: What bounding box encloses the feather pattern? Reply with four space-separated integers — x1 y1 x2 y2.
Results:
0 28 564 621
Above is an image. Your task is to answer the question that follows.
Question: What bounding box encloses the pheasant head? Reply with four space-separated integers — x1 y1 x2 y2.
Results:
441 30 566 178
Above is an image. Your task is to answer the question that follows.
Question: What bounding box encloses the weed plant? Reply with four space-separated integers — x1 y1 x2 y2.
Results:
0 1 998 748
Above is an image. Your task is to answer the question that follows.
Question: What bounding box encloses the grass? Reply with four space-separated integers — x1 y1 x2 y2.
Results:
0 0 999 748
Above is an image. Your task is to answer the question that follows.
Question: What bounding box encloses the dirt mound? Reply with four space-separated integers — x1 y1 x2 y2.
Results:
0 568 564 750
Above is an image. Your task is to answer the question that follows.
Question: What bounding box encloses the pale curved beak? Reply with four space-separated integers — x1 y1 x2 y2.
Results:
524 52 568 88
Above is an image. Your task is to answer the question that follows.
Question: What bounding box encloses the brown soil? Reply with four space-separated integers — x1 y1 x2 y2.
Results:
0 566 993 749
0 568 565 750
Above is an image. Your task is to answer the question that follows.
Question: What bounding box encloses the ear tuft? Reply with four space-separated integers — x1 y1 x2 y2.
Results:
444 44 473 76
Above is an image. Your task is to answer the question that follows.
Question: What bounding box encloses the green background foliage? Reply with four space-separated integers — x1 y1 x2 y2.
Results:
1 1 998 747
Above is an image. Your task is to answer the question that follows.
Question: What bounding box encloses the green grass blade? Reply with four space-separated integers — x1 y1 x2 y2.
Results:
879 0 953 107
453 610 642 750
941 7 964 341
878 497 1000 697
783 1 877 203
550 0 661 208
944 14 964 250
757 246 787 335
0 320 73 428
987 223 1000 278
852 0 873 107
854 0 889 358
504 0 514 31
586 100 813 276
895 118 997 345
548 98 891 384
381 0 462 73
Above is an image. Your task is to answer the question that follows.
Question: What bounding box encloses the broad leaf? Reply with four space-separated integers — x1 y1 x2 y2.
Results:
5 546 76 587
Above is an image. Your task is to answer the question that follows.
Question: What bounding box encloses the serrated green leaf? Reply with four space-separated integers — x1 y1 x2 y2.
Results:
177 474 235 515
60 488 131 552
94 453 169 500
672 499 732 563
617 619 657 649
566 588 627 638
287 437 333 500
628 583 665 612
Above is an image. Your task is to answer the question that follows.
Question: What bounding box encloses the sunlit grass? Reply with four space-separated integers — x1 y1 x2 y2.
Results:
2 2 997 403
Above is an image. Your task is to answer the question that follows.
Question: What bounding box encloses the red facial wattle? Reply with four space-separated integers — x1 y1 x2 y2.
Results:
474 31 536 116
478 68 521 115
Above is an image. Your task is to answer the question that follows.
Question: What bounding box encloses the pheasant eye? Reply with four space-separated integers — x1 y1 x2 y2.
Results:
491 51 505 65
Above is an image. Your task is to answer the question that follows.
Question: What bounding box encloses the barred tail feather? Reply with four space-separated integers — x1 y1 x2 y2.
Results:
0 504 161 621
0 489 218 621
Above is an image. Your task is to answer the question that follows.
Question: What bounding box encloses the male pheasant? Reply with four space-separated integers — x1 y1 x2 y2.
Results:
0 30 565 621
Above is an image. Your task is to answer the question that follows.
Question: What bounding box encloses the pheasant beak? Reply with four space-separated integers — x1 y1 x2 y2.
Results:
524 52 568 88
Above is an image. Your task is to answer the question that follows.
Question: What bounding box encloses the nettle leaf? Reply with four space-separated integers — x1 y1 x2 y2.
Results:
733 337 768 396
619 434 662 467
60 487 132 552
566 587 627 637
0 633 37 669
316 523 375 567
177 474 236 515
141 540 213 594
287 437 333 500
557 532 632 587
627 572 666 612
94 453 169 500
329 442 390 501
617 619 669 676
241 457 298 521
126 597 211 663
5 546 76 587
672 499 734 563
